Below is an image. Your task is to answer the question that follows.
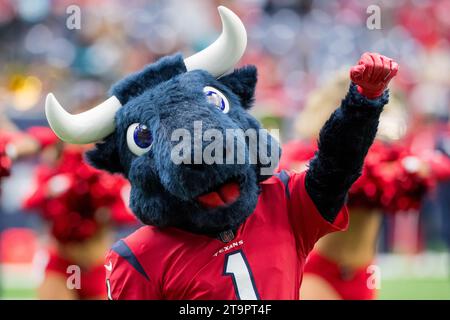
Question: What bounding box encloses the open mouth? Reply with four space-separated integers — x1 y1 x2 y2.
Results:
196 180 240 209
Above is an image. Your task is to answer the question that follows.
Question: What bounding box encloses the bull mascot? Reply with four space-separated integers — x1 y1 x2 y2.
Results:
45 7 398 299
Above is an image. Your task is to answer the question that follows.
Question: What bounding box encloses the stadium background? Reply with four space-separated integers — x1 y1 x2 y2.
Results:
0 0 449 299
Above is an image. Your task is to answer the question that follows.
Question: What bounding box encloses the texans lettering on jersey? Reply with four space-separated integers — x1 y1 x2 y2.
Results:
105 171 348 300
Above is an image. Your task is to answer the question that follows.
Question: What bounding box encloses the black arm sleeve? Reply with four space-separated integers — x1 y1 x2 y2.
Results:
305 83 389 222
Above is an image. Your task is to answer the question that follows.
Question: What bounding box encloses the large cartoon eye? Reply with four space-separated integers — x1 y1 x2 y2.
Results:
126 123 153 156
203 86 230 114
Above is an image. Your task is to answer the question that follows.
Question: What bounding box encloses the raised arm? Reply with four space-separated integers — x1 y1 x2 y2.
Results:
305 52 399 222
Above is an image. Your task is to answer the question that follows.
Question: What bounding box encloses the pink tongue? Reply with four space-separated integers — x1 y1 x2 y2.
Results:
197 182 240 209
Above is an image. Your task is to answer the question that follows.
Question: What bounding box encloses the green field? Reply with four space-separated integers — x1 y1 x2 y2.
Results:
2 278 449 300
378 278 450 300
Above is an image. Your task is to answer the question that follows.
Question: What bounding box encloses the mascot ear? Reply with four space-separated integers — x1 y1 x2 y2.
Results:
85 135 123 174
219 65 257 109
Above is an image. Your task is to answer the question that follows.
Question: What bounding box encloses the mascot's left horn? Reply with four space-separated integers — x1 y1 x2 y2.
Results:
45 6 247 144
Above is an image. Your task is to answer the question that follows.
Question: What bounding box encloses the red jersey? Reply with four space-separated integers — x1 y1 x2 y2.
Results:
105 171 348 300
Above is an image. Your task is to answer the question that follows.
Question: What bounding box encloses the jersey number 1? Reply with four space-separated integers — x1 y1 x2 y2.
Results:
224 250 260 300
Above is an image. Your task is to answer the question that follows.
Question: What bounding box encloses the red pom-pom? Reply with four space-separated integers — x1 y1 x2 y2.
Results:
280 140 433 214
278 140 317 172
26 126 58 149
0 134 12 190
23 147 135 243
348 142 433 214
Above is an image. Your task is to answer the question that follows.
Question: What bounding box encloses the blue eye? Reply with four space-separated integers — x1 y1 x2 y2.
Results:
126 123 153 156
203 86 230 113
134 124 152 148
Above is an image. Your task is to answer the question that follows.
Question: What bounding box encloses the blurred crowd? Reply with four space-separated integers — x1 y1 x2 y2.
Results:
0 0 449 299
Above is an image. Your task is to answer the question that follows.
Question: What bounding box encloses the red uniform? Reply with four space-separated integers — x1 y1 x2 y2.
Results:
1 127 56 193
23 147 135 243
45 250 106 299
281 139 433 300
0 131 12 191
106 171 348 300
303 251 375 300
22 146 136 300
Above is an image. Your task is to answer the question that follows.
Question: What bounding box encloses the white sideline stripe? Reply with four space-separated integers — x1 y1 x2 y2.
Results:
1 263 40 289
376 252 449 279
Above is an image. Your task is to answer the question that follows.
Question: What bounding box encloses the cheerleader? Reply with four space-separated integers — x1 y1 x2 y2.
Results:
279 72 436 299
0 114 52 190
23 145 135 300
0 133 11 190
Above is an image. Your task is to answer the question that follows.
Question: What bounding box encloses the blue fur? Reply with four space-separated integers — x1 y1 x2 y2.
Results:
219 66 257 108
305 83 389 222
86 52 389 233
86 53 279 234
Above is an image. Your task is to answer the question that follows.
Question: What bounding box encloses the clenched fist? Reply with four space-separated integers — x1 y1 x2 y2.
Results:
350 52 399 99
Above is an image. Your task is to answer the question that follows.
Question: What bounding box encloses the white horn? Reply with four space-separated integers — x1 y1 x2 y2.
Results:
184 6 247 78
45 93 122 144
46 6 246 144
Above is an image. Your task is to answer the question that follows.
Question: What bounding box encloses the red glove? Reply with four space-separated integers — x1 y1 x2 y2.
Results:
350 52 399 99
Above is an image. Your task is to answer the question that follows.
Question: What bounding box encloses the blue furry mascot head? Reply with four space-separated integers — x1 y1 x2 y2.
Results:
45 7 280 235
